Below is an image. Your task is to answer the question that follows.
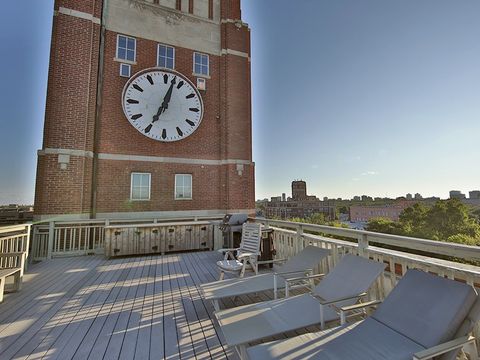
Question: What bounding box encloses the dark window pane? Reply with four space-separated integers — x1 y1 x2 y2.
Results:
118 48 126 59
167 47 174 57
127 49 135 61
167 58 174 69
159 45 166 56
195 64 202 74
118 36 126 48
127 38 135 50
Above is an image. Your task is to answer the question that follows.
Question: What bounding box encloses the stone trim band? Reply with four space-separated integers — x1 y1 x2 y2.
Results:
38 148 252 166
55 7 101 24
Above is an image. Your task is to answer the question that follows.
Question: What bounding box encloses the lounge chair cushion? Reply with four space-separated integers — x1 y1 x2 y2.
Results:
216 293 340 347
246 318 425 360
201 273 284 300
313 254 386 308
275 246 330 274
372 269 477 349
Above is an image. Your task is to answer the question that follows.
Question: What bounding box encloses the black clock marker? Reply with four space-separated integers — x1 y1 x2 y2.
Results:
147 75 154 85
177 81 184 89
144 124 152 133
189 108 199 112
186 93 195 99
163 74 168 84
133 84 143 92
185 119 195 126
131 114 143 120
162 129 167 139
176 127 183 136
127 99 139 104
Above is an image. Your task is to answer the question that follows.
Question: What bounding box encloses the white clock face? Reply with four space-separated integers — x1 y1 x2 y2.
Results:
122 68 204 142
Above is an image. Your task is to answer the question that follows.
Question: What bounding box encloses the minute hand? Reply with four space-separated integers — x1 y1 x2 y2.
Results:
152 76 176 123
161 76 177 111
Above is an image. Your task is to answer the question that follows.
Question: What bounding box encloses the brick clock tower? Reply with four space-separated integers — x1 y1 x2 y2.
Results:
34 0 254 220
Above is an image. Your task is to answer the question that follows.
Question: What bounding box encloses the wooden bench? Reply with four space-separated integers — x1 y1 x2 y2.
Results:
0 252 25 303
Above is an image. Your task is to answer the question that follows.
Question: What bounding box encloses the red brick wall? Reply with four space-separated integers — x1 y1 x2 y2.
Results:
35 0 255 218
34 0 100 217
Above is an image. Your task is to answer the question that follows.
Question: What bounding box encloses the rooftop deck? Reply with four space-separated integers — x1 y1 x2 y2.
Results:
1 252 241 360
0 251 318 360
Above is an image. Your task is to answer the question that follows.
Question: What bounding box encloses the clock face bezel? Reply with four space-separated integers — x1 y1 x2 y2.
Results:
121 67 204 142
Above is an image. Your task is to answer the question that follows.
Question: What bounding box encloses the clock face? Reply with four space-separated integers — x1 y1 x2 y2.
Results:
122 68 204 142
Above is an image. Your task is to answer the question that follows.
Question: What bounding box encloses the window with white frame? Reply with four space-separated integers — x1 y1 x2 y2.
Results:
117 35 136 62
193 52 209 76
175 174 192 199
157 44 175 69
130 173 151 201
119 63 131 77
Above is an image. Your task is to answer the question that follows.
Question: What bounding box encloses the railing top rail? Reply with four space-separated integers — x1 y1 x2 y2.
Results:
33 215 224 226
254 218 480 262
105 220 213 229
0 223 31 235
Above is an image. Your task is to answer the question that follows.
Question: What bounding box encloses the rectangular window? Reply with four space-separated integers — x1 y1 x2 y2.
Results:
193 52 209 76
175 174 192 199
119 63 131 77
117 35 136 62
131 173 151 201
157 44 175 69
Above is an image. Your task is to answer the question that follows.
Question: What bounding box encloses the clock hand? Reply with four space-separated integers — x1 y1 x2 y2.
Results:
161 76 176 111
152 76 176 123
152 104 164 123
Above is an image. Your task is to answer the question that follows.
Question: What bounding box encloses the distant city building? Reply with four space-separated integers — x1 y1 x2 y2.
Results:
350 201 413 222
406 193 413 200
0 205 34 226
414 193 423 200
449 190 466 200
353 196 361 201
282 193 286 202
469 191 480 200
264 181 335 220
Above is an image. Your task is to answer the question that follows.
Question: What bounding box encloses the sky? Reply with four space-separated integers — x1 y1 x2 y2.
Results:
0 1 479 205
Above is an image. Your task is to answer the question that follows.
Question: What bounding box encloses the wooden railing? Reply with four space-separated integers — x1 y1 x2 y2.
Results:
0 224 31 274
31 216 223 260
252 218 480 342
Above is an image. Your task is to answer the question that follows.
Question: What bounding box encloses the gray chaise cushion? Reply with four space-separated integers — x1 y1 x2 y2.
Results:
372 269 477 349
247 318 425 360
313 254 386 307
276 246 330 274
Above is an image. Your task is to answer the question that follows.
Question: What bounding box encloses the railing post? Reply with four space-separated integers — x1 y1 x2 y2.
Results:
47 221 54 260
296 224 304 253
25 224 31 270
358 233 368 257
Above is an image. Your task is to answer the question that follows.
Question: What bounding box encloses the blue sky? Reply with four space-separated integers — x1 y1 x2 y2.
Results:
0 1 479 204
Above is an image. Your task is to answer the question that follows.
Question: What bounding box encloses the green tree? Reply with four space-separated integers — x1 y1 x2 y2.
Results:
366 199 480 245
423 199 480 241
365 218 403 235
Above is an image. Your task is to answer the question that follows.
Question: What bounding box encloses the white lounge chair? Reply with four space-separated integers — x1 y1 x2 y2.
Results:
216 222 262 280
201 245 331 310
246 269 480 360
215 254 386 358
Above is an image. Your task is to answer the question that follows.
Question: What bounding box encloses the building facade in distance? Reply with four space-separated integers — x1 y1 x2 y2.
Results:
265 181 335 220
34 0 254 220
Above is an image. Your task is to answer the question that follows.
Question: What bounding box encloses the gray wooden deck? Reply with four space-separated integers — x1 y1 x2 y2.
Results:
0 251 322 359
0 252 245 360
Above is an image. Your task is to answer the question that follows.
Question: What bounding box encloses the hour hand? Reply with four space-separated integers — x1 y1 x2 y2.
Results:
152 105 164 123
